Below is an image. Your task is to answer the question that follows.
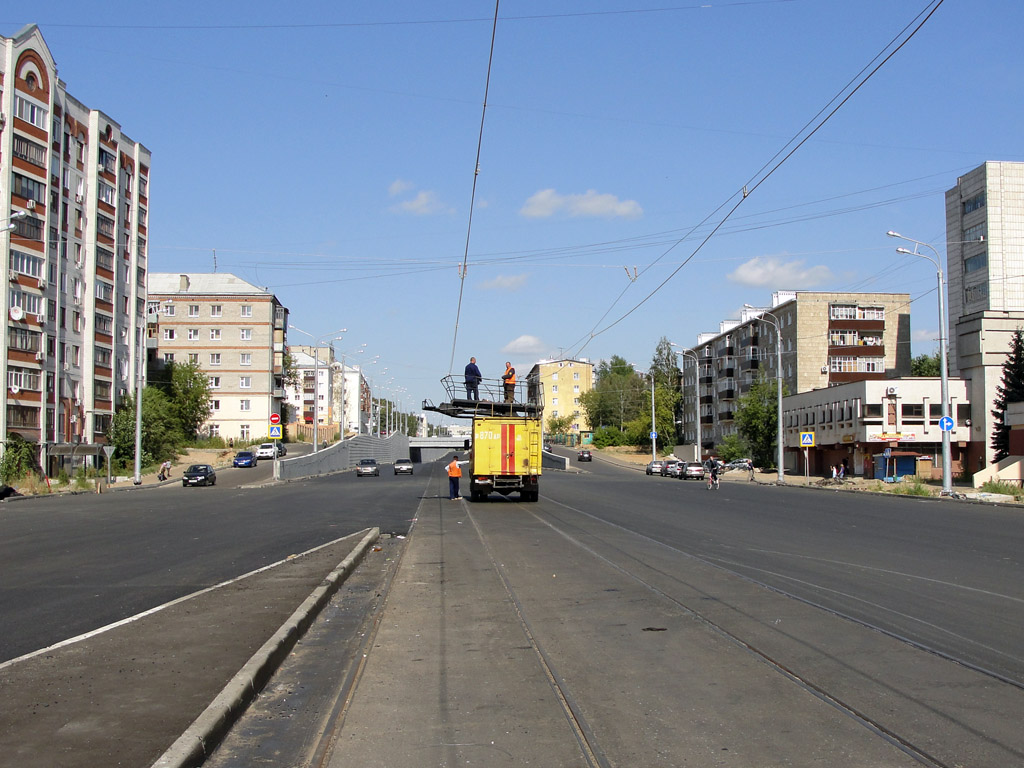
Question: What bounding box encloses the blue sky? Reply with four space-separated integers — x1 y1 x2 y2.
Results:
8 1 1023 420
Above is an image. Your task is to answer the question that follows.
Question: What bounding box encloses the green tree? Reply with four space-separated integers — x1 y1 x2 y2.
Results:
991 328 1024 461
0 433 40 484
168 361 213 440
591 426 626 448
546 414 574 437
622 385 679 455
650 337 684 442
108 388 185 468
716 434 749 463
734 373 786 468
910 351 942 377
579 355 646 431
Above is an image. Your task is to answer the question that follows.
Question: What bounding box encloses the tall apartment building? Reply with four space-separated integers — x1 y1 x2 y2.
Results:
681 291 911 452
147 273 288 442
945 161 1024 466
528 358 594 440
2 25 151 459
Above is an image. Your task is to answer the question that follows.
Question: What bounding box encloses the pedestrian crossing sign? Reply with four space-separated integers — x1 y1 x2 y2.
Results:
269 424 283 439
799 431 815 447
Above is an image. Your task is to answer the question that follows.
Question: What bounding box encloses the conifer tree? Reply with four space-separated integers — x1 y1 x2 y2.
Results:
990 328 1024 461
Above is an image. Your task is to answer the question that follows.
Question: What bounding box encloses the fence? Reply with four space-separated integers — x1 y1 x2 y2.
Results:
276 432 410 481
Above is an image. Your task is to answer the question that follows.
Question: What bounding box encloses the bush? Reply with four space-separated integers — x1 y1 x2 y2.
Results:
889 479 931 496
592 426 626 449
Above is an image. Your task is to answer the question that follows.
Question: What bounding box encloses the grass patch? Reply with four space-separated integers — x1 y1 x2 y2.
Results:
887 478 932 496
978 480 1024 500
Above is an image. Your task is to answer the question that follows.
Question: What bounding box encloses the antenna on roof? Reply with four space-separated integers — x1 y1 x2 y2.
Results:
212 249 217 272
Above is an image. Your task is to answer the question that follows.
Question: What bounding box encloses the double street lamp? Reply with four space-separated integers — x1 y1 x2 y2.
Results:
743 304 785 484
887 230 953 495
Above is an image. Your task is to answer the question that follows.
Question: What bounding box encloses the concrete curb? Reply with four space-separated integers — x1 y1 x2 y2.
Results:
149 526 381 768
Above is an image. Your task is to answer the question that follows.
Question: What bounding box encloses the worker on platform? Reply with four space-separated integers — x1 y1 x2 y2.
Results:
502 361 516 403
464 356 482 401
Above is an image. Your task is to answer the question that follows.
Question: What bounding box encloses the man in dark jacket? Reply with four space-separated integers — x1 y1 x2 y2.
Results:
464 357 482 400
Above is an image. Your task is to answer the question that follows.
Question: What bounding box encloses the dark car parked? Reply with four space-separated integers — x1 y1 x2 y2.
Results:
182 464 217 487
232 451 257 468
577 450 592 461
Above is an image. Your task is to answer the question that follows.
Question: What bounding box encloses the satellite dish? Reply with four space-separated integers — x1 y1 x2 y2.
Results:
9 386 20 395
9 306 24 321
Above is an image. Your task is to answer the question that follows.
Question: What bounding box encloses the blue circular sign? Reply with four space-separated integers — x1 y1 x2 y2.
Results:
939 416 954 432
650 431 658 440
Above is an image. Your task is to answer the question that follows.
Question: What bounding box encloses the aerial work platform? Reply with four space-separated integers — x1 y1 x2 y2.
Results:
422 375 543 420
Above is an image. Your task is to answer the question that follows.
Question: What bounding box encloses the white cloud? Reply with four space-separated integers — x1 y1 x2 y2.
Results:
727 255 834 289
391 190 453 216
388 178 414 197
913 328 939 344
501 334 549 359
479 273 528 291
520 188 643 219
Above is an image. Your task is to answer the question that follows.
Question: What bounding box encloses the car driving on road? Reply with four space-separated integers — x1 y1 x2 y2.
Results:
232 451 257 468
394 458 414 475
356 458 380 477
182 464 217 487
577 450 592 461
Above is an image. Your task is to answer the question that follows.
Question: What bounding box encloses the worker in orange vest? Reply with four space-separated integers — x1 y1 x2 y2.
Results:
502 361 516 403
446 454 469 500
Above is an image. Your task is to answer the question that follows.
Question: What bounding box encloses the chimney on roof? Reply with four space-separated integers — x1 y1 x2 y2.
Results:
179 274 190 292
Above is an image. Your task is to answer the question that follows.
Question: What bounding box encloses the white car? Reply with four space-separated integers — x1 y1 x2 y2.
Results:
255 442 283 459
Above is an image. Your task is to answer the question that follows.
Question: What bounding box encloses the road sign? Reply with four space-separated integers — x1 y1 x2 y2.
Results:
650 431 658 440
883 447 892 458
799 431 815 447
269 424 283 439
270 413 281 425
938 416 954 432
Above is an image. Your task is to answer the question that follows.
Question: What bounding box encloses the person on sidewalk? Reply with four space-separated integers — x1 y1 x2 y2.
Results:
464 357 483 400
158 460 172 482
446 454 470 500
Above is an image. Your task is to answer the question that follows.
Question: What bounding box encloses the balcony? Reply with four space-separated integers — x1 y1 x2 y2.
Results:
700 415 715 425
718 410 734 421
739 358 760 371
828 343 885 357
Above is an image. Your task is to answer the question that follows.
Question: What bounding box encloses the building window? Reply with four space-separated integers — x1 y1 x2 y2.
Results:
210 353 221 366
551 385 558 393
188 304 200 317
239 376 251 389
240 399 251 411
240 353 252 366
210 305 222 317
188 329 200 340
829 330 858 346
240 305 252 317
209 423 220 437
574 372 580 380
13 173 46 204
240 328 252 341
14 94 48 130
211 399 220 410
189 353 199 363
963 191 986 214
208 376 221 389
963 223 986 243
857 306 885 320
964 252 988 274
163 353 175 363
12 135 46 168
240 424 251 440
210 329 221 340
163 328 176 340
830 304 856 320
902 403 924 419
164 304 176 316
11 250 45 278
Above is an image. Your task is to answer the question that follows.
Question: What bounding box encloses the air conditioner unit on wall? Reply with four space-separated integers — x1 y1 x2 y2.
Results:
35 351 45 361
886 386 899 396
8 270 17 281
820 366 828 374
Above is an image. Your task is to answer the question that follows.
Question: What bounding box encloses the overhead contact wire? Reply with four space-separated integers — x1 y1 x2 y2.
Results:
448 0 501 374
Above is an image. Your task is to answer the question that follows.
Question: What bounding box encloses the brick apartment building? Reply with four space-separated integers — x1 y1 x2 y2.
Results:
2 25 151 467
146 273 288 443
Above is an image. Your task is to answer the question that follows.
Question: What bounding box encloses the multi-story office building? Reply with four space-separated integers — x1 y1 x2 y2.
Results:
945 161 1024 467
680 291 911 453
2 25 151 461
147 273 288 442
528 358 594 441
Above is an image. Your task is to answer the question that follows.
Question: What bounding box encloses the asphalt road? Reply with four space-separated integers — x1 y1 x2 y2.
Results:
0 460 424 664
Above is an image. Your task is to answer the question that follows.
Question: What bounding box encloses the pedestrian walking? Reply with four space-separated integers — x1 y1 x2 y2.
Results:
502 361 516 403
158 460 172 481
747 458 755 482
446 454 469 500
464 357 482 400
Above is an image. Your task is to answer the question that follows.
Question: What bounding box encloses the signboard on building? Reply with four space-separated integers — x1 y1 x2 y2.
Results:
868 432 916 442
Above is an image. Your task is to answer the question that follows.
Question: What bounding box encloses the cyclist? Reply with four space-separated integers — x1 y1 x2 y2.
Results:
703 457 720 490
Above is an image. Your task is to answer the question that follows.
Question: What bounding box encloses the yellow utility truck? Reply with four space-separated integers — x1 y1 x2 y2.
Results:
424 373 544 502
468 416 542 502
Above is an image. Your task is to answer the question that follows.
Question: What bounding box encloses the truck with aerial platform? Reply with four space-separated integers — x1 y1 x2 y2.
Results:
423 374 543 502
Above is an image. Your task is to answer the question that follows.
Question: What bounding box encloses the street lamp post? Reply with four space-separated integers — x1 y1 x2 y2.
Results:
135 301 171 484
631 364 657 464
744 305 785 484
888 230 953 495
289 326 346 452
332 343 366 439
670 343 700 450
